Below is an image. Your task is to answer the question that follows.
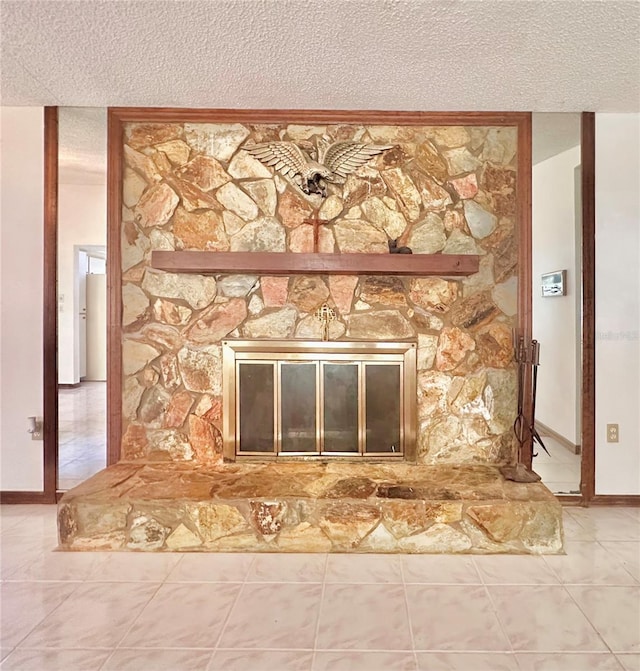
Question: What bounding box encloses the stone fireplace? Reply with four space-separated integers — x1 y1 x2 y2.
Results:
57 112 563 554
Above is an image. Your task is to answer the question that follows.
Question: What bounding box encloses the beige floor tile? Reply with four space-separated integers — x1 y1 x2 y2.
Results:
85 552 182 582
247 553 326 582
407 584 509 651
415 652 519 670
103 648 213 670
565 508 640 542
401 554 482 584
0 581 79 648
220 583 322 650
317 583 412 651
314 650 417 670
544 541 639 584
488 584 607 652
0 648 111 670
474 555 560 584
121 582 239 649
568 585 640 652
166 552 254 583
599 541 640 582
209 649 314 671
20 582 158 649
325 554 402 583
515 652 625 670
617 653 640 670
8 550 108 582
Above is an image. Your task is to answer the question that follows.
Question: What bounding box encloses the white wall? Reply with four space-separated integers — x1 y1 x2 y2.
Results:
595 113 640 495
532 145 581 445
0 107 45 491
58 183 106 384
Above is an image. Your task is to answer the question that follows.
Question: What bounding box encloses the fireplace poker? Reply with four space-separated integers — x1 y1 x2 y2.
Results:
513 335 527 448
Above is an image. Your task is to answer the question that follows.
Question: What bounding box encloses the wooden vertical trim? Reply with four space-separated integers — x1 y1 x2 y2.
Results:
43 107 59 503
107 111 123 464
517 114 534 467
580 112 596 502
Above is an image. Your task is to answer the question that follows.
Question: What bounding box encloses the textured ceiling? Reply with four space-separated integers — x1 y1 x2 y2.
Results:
1 0 639 112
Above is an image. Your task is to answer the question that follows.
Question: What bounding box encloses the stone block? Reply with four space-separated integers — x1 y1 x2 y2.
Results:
317 502 381 550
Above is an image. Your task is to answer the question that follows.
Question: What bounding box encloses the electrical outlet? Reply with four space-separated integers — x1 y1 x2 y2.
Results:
607 423 619 443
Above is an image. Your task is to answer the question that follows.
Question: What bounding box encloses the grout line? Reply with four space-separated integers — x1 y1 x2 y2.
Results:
162 553 187 584
559 583 616 655
539 553 564 585
97 648 116 670
210 570 250 651
399 553 419 668
481 581 517 657
109 581 166 652
614 652 636 670
310 553 329 666
467 556 485 585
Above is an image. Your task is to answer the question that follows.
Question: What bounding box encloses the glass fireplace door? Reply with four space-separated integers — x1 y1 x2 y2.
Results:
227 341 415 460
279 362 318 454
322 363 360 454
237 361 276 454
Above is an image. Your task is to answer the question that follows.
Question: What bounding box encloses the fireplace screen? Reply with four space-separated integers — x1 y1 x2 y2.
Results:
223 340 416 460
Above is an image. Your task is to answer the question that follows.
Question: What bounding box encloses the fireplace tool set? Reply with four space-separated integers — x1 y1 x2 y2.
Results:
501 335 550 483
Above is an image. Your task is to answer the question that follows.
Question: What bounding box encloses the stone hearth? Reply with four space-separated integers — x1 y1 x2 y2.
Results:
58 462 563 554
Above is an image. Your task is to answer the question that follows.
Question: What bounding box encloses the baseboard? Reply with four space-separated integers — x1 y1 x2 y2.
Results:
558 495 584 506
58 383 81 389
556 494 640 507
535 421 581 455
590 495 640 506
0 491 55 504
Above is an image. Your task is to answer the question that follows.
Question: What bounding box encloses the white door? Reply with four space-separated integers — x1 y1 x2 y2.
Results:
78 250 88 379
86 272 107 381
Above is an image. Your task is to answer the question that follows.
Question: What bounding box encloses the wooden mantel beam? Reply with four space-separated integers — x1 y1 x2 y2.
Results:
151 251 479 277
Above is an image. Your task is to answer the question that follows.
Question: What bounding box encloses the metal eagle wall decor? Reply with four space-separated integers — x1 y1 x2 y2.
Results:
242 139 394 198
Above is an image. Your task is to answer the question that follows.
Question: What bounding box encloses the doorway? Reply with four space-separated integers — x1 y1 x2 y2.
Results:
57 108 108 491
531 113 583 495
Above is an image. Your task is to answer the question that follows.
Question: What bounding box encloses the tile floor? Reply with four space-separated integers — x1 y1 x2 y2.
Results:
58 382 106 491
1 505 639 670
533 432 582 495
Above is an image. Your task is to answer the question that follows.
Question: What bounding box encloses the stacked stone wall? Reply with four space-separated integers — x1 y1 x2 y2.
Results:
120 122 519 466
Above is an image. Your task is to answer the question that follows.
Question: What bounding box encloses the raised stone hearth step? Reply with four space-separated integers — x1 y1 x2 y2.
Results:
57 462 563 554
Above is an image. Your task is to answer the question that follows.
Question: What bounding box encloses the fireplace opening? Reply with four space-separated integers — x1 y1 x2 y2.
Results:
223 340 416 461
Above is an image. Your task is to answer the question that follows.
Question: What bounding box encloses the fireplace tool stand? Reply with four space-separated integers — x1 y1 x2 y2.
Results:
501 337 549 483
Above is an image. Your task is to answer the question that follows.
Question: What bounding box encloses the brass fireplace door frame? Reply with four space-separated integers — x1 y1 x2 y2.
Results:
222 339 417 462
